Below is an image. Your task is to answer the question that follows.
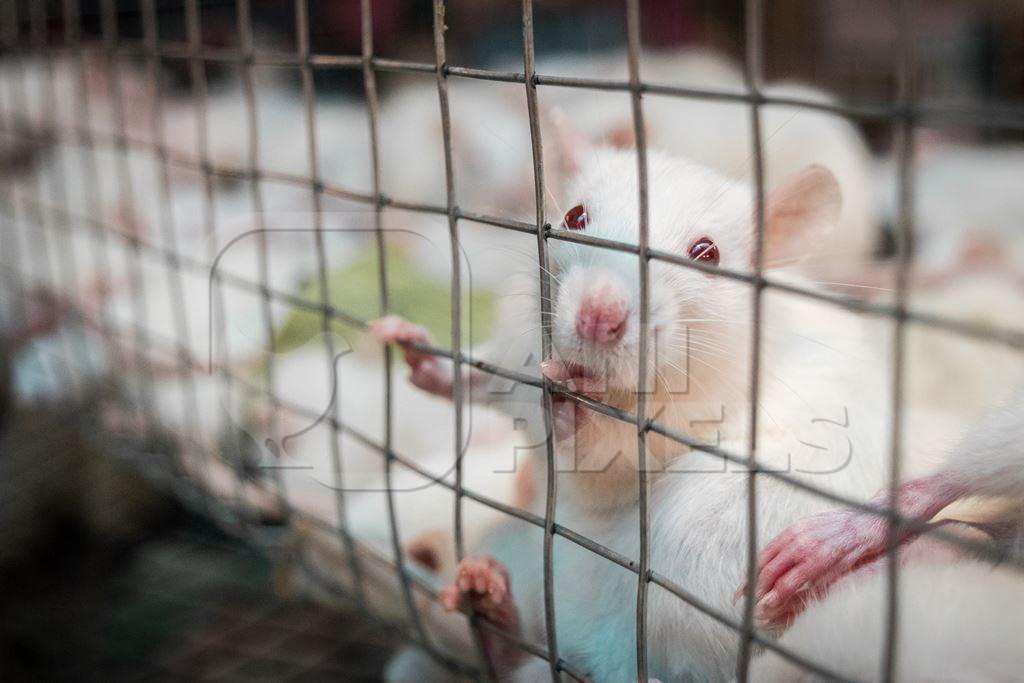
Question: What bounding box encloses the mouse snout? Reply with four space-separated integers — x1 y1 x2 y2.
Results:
575 292 628 346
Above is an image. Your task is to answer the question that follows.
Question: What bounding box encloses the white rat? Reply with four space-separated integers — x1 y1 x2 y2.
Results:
371 137 974 680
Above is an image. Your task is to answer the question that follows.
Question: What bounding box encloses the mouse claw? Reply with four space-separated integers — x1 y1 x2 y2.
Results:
732 581 748 605
540 359 569 382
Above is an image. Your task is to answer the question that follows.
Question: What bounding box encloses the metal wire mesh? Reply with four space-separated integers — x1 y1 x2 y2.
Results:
2 1 1023 681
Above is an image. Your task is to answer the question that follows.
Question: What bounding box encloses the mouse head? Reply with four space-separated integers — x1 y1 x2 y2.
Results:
547 141 841 399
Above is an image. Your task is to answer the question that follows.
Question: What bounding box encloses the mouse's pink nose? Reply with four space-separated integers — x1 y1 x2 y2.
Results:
575 295 628 345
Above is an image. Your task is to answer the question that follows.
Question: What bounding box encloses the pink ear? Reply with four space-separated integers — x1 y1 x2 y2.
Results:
546 106 593 179
762 165 842 266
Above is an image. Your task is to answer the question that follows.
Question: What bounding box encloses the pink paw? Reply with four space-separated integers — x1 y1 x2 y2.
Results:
440 556 524 677
744 508 889 631
439 556 515 625
368 315 432 362
368 315 451 398
738 475 966 632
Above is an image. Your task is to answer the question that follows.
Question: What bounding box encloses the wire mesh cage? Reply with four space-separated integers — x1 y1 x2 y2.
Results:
2 0 1023 681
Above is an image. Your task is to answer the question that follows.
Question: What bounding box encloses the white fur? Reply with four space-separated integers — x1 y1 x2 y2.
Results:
906 275 1024 423
942 387 1024 499
751 560 1024 682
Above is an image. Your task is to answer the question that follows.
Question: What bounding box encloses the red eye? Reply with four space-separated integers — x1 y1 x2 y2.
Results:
687 237 720 266
562 204 588 231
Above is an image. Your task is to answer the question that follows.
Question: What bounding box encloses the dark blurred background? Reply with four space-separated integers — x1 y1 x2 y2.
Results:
11 0 1024 143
